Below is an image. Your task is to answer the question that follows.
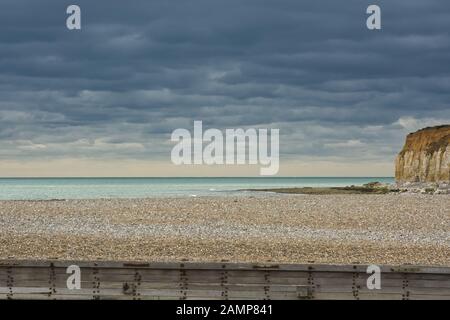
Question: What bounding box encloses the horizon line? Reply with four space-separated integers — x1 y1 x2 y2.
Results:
0 176 395 179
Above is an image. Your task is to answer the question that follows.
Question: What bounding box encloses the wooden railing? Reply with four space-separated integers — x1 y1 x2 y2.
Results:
0 260 449 300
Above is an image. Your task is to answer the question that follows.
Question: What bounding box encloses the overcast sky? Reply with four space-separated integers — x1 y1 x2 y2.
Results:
1 0 449 176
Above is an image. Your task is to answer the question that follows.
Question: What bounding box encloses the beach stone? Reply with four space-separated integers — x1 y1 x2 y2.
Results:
0 194 448 266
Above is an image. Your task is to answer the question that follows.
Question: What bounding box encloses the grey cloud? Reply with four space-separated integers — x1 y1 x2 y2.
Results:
1 0 450 163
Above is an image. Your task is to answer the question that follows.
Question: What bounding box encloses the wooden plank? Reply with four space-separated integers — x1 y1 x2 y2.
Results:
1 260 449 273
0 260 449 300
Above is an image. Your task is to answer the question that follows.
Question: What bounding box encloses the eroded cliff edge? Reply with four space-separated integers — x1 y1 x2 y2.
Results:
395 125 450 183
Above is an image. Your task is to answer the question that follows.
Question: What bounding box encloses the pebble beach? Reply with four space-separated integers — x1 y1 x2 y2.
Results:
0 194 449 266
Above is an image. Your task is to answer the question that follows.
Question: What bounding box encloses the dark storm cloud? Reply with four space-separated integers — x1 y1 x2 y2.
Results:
1 0 450 162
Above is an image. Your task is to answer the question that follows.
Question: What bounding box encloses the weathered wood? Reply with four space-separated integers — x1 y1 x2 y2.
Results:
0 260 448 300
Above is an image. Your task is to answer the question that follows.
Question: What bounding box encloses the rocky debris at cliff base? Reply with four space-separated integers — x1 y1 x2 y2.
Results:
244 181 449 195
360 181 450 195
395 182 450 195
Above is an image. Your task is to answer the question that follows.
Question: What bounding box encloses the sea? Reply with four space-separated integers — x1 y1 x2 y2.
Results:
0 177 395 200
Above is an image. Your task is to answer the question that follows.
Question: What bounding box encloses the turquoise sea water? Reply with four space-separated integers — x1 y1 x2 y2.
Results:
0 177 395 200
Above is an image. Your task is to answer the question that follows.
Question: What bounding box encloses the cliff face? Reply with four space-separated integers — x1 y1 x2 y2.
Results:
395 125 450 183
